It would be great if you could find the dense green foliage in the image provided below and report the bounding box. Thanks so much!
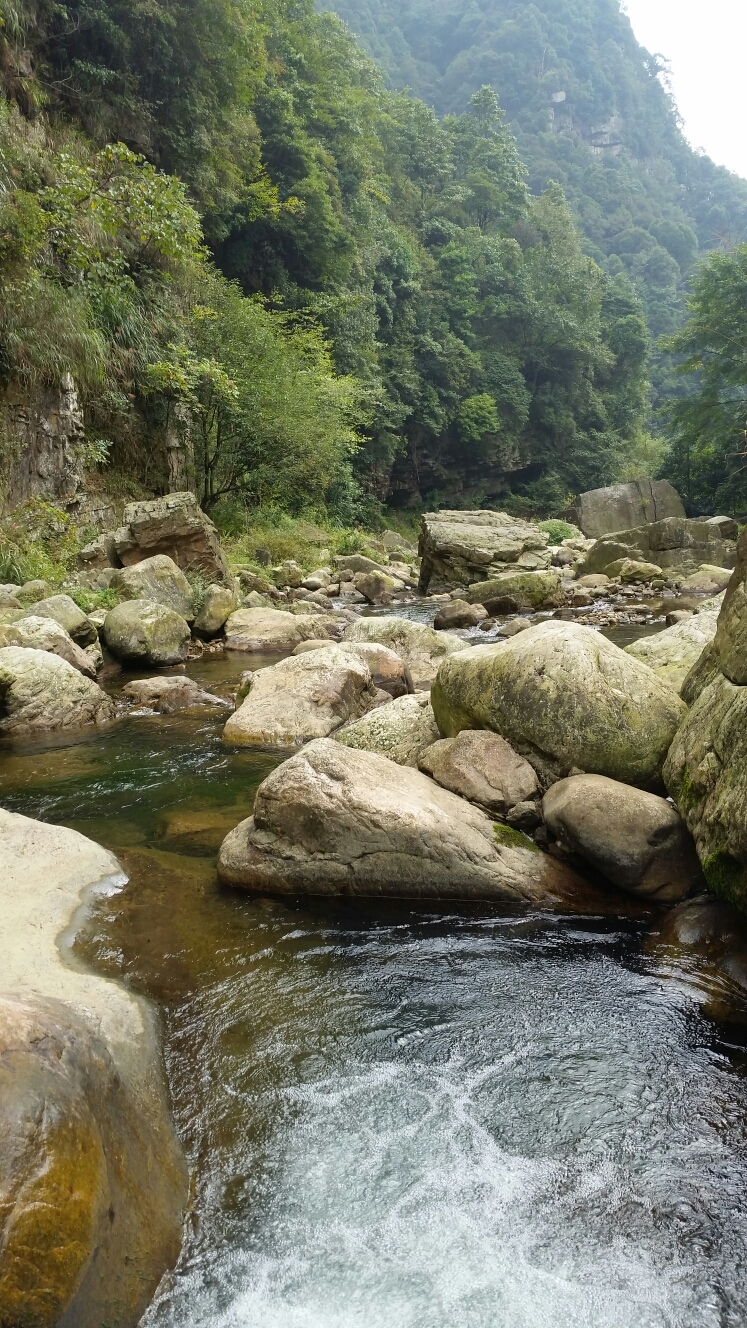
[326,0,747,418]
[661,247,747,514]
[1,0,653,516]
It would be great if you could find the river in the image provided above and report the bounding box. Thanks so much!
[2,616,747,1327]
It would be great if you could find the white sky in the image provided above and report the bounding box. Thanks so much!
[622,0,747,180]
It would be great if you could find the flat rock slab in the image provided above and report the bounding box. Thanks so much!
[419,730,539,814]
[431,620,686,791]
[217,738,618,910]
[0,646,115,733]
[334,692,440,766]
[223,645,375,747]
[543,774,703,902]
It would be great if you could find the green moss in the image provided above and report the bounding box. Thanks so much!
[702,851,747,910]
[674,766,699,818]
[493,822,540,852]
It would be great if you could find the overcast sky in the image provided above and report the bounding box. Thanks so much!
[622,0,747,180]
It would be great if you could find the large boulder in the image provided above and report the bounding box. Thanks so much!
[110,554,194,620]
[419,730,539,814]
[222,645,376,747]
[624,606,720,695]
[431,620,686,791]
[433,599,488,630]
[708,526,747,686]
[216,738,609,909]
[465,568,563,611]
[418,510,550,591]
[561,479,685,540]
[112,491,231,581]
[342,615,467,685]
[103,599,191,666]
[1,615,97,678]
[578,516,737,577]
[23,593,97,647]
[542,774,703,903]
[0,647,115,733]
[193,583,237,636]
[0,810,187,1327]
[334,692,440,767]
[224,607,344,652]
[679,564,734,594]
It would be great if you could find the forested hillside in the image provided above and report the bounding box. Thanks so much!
[0,0,657,519]
[326,0,747,413]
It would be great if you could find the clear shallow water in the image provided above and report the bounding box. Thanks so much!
[2,647,747,1327]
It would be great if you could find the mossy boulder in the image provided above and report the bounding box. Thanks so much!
[334,692,440,767]
[110,554,194,621]
[465,568,563,610]
[24,593,98,647]
[431,620,686,791]
[103,599,191,665]
[193,583,237,636]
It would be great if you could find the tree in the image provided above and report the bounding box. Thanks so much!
[661,246,747,513]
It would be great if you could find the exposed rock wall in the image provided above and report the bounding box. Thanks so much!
[0,376,84,515]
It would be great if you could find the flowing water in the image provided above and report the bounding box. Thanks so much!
[3,631,747,1327]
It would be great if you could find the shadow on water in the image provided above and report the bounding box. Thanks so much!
[2,650,747,1327]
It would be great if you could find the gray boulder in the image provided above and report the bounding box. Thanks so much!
[342,615,467,685]
[111,553,194,620]
[334,692,440,766]
[103,599,191,665]
[217,738,605,908]
[339,642,413,697]
[543,774,703,902]
[1,615,97,678]
[113,490,231,582]
[431,620,686,791]
[0,647,115,732]
[24,593,98,646]
[419,730,539,814]
[465,568,563,611]
[418,509,550,591]
[224,607,344,652]
[193,583,237,636]
[561,479,685,540]
[624,607,720,694]
[222,645,376,747]
[121,676,230,712]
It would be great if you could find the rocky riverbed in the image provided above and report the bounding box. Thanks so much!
[3,495,747,1326]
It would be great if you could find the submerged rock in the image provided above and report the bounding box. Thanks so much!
[103,599,191,666]
[0,646,115,733]
[431,620,686,791]
[542,774,703,903]
[224,606,343,652]
[419,730,539,815]
[223,645,375,746]
[334,692,440,766]
[624,607,720,694]
[342,615,467,685]
[217,738,606,908]
[111,553,194,621]
[0,810,187,1327]
[651,894,747,1021]
[121,676,230,713]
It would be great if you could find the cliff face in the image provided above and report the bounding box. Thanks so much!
[1,375,85,516]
